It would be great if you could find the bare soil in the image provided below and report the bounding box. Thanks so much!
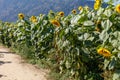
[0,46,48,80]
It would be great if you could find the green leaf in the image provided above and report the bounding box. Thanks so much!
[113,70,120,80]
[103,59,110,70]
[113,31,120,40]
[97,7,104,16]
[103,9,112,17]
[111,40,119,47]
[84,33,90,40]
[108,58,116,70]
[71,15,80,25]
[99,30,109,42]
[65,61,71,69]
[101,19,112,31]
[83,20,94,26]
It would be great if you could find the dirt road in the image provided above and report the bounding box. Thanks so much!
[0,46,48,80]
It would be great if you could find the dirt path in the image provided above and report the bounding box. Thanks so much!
[0,46,48,80]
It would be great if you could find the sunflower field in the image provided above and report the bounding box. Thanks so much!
[0,0,120,80]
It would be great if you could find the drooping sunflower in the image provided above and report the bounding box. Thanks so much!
[72,9,77,14]
[85,6,89,11]
[97,48,111,57]
[115,4,120,13]
[78,6,83,11]
[58,11,64,17]
[30,16,38,23]
[95,27,101,32]
[18,13,24,20]
[50,19,60,27]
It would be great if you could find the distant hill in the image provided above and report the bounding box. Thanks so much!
[0,0,107,22]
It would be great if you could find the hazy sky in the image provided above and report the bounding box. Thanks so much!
[90,0,120,4]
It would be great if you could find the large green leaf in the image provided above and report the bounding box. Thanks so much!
[113,70,120,80]
[99,30,109,42]
[83,20,94,26]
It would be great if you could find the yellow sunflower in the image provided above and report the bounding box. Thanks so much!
[78,6,83,11]
[50,19,60,27]
[115,4,120,13]
[94,0,101,10]
[30,16,38,23]
[18,13,24,20]
[94,3,100,10]
[95,0,102,3]
[58,11,64,17]
[72,9,77,14]
[96,1,101,6]
[97,48,111,57]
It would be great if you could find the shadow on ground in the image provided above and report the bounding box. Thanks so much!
[0,51,15,54]
[0,61,12,65]
[0,74,3,78]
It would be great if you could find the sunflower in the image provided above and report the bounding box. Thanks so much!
[94,3,100,10]
[95,27,101,32]
[94,0,101,10]
[97,48,111,57]
[96,1,101,6]
[30,16,38,23]
[95,0,102,3]
[85,6,89,11]
[18,13,24,20]
[50,19,60,27]
[115,4,120,13]
[78,6,83,11]
[72,9,77,14]
[58,11,64,17]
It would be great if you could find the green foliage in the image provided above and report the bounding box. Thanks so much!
[0,2,120,80]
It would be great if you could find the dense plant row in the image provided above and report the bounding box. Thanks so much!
[0,0,120,80]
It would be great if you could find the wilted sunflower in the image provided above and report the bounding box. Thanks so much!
[18,13,24,20]
[95,27,101,32]
[58,11,64,17]
[50,19,60,27]
[115,4,120,13]
[72,9,77,14]
[97,48,111,57]
[30,16,38,23]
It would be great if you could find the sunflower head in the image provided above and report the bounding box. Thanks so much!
[18,13,24,20]
[97,48,111,57]
[94,0,101,10]
[85,6,89,11]
[50,19,60,27]
[115,4,120,13]
[58,11,64,17]
[30,16,38,23]
[95,27,101,32]
[95,0,102,3]
[94,3,100,10]
[72,9,77,14]
[78,6,83,11]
